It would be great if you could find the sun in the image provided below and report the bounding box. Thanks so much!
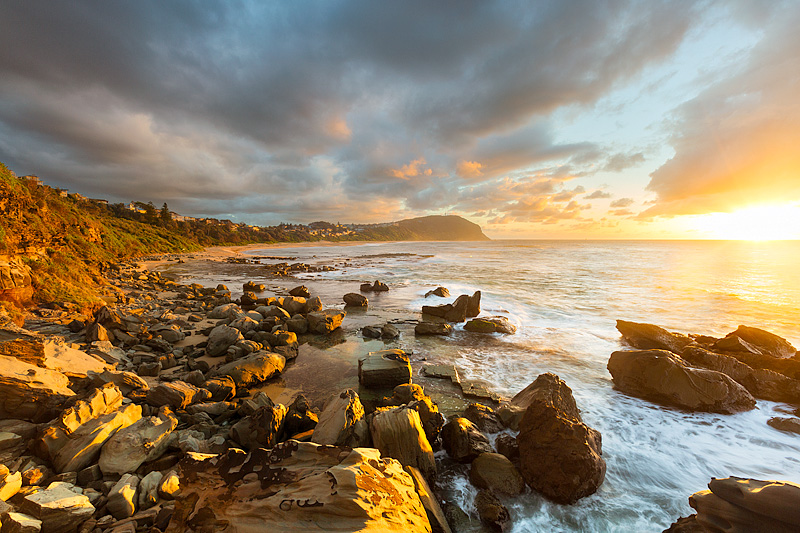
[692,204,800,241]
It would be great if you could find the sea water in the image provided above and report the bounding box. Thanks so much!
[206,240,800,531]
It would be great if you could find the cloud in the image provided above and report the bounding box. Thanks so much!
[585,190,612,199]
[457,160,484,179]
[610,197,634,208]
[389,158,432,180]
[643,5,800,217]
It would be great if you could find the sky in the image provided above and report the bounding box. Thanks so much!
[1,1,799,239]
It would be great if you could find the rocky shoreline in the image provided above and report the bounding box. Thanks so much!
[0,250,798,532]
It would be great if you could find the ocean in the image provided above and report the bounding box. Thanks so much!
[167,239,800,532]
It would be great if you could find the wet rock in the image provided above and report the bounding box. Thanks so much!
[469,452,525,496]
[724,326,797,359]
[167,442,431,533]
[230,400,287,450]
[381,324,400,339]
[107,474,138,520]
[424,287,450,298]
[689,477,800,533]
[362,326,382,339]
[206,325,243,357]
[714,335,762,354]
[516,373,605,504]
[464,404,504,433]
[358,350,412,389]
[99,410,178,474]
[20,481,94,533]
[343,293,368,307]
[494,434,519,465]
[767,417,800,434]
[421,364,460,384]
[146,381,210,410]
[305,296,323,313]
[414,322,453,336]
[616,320,693,354]
[441,417,492,463]
[608,350,756,413]
[681,346,800,404]
[243,281,265,292]
[285,316,308,334]
[0,356,75,422]
[281,297,307,316]
[466,291,481,318]
[210,351,285,388]
[261,305,290,321]
[370,407,436,478]
[474,489,509,531]
[662,515,705,532]
[444,295,470,323]
[37,384,143,473]
[421,304,451,319]
[289,285,309,297]
[464,317,516,335]
[406,466,452,533]
[311,389,369,447]
[306,309,346,334]
[360,280,389,292]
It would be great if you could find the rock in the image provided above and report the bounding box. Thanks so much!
[616,320,693,354]
[211,351,285,388]
[158,471,180,500]
[608,350,757,413]
[306,309,345,334]
[381,324,400,339]
[137,471,162,510]
[20,482,94,533]
[466,291,481,318]
[767,417,800,434]
[85,322,111,343]
[285,317,308,335]
[464,404,504,433]
[464,317,516,335]
[421,304,451,319]
[469,452,525,496]
[282,395,318,439]
[311,389,369,447]
[474,490,509,531]
[242,281,265,292]
[167,442,431,533]
[98,411,178,474]
[0,511,42,532]
[0,431,22,452]
[203,376,236,402]
[206,325,244,357]
[362,326,382,339]
[305,296,323,313]
[240,292,258,306]
[146,381,210,410]
[662,515,706,532]
[424,287,450,298]
[681,346,800,404]
[261,306,290,321]
[0,470,21,501]
[358,350,412,389]
[0,356,75,422]
[444,295,469,323]
[360,280,389,292]
[288,285,309,297]
[370,407,436,478]
[725,326,797,359]
[405,466,451,533]
[281,297,307,316]
[229,317,260,335]
[0,338,109,379]
[87,370,149,395]
[230,400,287,450]
[714,335,762,354]
[36,384,143,473]
[150,324,185,344]
[441,417,492,463]
[516,373,605,504]
[343,293,368,307]
[421,364,460,384]
[494,434,519,465]
[689,477,800,533]
[414,322,452,336]
[107,474,138,520]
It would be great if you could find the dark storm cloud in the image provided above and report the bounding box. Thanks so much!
[0,1,696,223]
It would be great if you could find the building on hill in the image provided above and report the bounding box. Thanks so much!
[20,175,42,186]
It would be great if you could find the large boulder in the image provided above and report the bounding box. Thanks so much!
[107,474,138,519]
[36,384,143,473]
[608,350,757,413]
[358,350,412,389]
[689,477,800,533]
[466,291,481,318]
[210,351,285,388]
[474,489,509,531]
[464,317,516,335]
[206,325,244,357]
[146,381,210,410]
[98,410,178,474]
[20,481,94,533]
[343,293,368,307]
[307,309,346,334]
[414,322,452,336]
[230,400,287,450]
[616,320,693,354]
[516,373,606,504]
[469,452,525,496]
[87,369,149,396]
[0,355,75,422]
[370,407,436,479]
[441,417,492,463]
[444,295,469,323]
[166,442,431,533]
[311,389,369,447]
[282,395,318,440]
[0,337,109,379]
[724,326,797,359]
[681,346,800,404]
[424,287,450,298]
[281,297,307,316]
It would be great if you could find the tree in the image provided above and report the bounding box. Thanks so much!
[160,203,172,227]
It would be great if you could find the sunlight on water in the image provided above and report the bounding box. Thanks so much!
[245,240,800,531]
